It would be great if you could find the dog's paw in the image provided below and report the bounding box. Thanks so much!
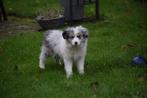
[39,65,45,69]
[66,72,73,79]
[79,70,84,75]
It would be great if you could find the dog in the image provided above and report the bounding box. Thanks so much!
[39,26,89,78]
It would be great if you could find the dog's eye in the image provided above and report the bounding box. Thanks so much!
[77,35,81,39]
[83,35,88,38]
[70,36,74,39]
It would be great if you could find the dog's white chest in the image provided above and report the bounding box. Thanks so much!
[70,47,84,60]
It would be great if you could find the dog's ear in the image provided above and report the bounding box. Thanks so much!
[78,26,89,38]
[62,31,68,39]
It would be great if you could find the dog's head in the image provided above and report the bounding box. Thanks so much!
[62,26,88,46]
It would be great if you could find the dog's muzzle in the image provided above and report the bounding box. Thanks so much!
[75,42,78,45]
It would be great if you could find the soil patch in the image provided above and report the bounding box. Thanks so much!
[0,16,41,37]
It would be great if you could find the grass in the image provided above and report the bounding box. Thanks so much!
[0,0,147,98]
[3,0,62,18]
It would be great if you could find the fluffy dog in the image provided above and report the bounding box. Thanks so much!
[39,26,89,78]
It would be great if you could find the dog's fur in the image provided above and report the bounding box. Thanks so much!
[39,26,89,78]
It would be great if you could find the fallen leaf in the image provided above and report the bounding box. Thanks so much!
[138,77,144,82]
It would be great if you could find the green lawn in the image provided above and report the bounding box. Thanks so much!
[0,0,147,98]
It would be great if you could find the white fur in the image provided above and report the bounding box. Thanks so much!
[39,26,88,78]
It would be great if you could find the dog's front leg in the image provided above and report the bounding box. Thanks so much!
[77,57,85,75]
[63,58,73,78]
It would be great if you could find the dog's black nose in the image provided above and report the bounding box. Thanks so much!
[75,42,78,45]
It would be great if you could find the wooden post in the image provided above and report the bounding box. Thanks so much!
[77,0,79,5]
[69,0,73,24]
[0,11,2,21]
[0,0,8,21]
[89,0,92,3]
[95,0,100,20]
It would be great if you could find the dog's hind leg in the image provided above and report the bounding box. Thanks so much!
[39,46,48,69]
[54,55,62,65]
